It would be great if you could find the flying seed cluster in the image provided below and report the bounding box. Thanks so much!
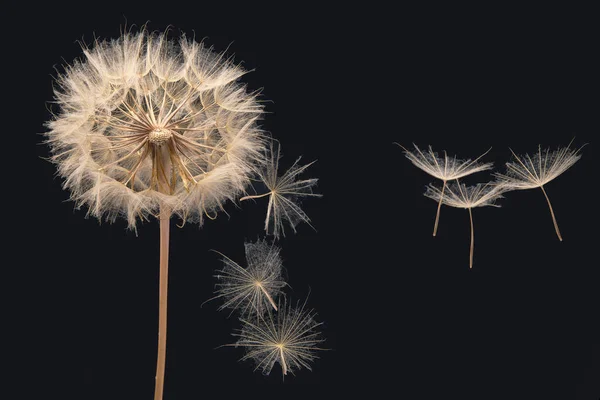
[397,141,584,268]
[210,239,325,377]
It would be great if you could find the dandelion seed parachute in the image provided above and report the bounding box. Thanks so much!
[234,298,325,376]
[240,141,321,239]
[493,141,585,241]
[211,239,286,315]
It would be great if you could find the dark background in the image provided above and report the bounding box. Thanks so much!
[17,3,598,399]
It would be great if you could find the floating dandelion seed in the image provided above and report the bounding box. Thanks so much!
[231,298,325,377]
[43,29,268,400]
[208,239,286,315]
[240,141,321,239]
[425,182,505,268]
[494,140,585,241]
[395,143,493,236]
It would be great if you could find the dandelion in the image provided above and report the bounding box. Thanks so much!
[494,140,585,241]
[43,29,266,400]
[208,239,286,315]
[395,143,493,236]
[240,141,321,239]
[231,298,325,377]
[45,30,265,228]
[425,182,505,268]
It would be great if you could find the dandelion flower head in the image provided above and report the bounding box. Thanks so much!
[45,29,265,228]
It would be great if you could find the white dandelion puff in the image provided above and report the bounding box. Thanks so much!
[44,30,266,229]
[425,182,506,269]
[230,298,325,377]
[208,239,286,315]
[240,141,321,239]
[395,143,493,236]
[493,140,585,241]
[43,28,270,400]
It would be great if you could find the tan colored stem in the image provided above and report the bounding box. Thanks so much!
[279,347,288,375]
[468,207,474,269]
[154,146,172,400]
[433,180,446,236]
[540,185,563,241]
[258,284,278,311]
[239,192,272,201]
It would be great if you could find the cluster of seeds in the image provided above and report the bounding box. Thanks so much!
[397,140,584,268]
[210,239,326,377]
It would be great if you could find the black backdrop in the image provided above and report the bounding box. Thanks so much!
[20,4,598,399]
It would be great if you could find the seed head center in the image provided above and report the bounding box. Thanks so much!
[148,128,172,145]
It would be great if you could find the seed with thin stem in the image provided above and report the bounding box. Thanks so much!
[206,239,286,316]
[240,141,321,239]
[230,298,326,377]
[494,140,585,241]
[425,181,505,269]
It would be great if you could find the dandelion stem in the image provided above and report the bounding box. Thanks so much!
[154,148,172,400]
[540,185,563,241]
[433,180,446,236]
[153,205,170,400]
[468,207,474,269]
[239,192,272,201]
[153,206,170,400]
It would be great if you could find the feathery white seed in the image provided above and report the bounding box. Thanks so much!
[241,141,321,239]
[233,298,325,376]
[210,239,286,316]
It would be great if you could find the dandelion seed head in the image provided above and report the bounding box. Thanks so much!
[44,29,266,229]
